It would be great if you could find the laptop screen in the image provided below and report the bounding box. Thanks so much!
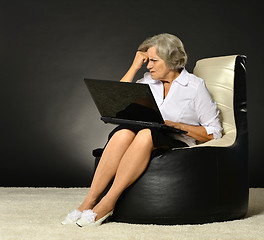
[84,79,164,124]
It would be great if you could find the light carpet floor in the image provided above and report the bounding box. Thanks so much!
[0,188,263,240]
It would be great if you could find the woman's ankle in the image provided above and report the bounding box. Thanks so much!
[78,198,97,212]
[92,196,115,220]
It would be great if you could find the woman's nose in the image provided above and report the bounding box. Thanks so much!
[147,61,152,69]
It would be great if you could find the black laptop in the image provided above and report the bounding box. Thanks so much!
[84,79,187,134]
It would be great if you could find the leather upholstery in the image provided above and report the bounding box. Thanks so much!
[93,55,248,224]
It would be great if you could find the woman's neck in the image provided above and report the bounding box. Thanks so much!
[161,69,182,99]
[160,69,182,83]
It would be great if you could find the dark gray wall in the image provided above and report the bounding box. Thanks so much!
[1,0,263,187]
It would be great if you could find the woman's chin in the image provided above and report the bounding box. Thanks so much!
[150,73,158,79]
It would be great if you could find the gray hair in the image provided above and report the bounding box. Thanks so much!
[138,33,187,70]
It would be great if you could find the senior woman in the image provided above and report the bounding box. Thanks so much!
[61,33,222,227]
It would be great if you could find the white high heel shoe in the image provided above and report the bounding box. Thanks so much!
[61,209,82,225]
[76,209,114,227]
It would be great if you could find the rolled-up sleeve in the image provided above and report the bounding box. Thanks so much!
[202,115,223,139]
[195,81,223,139]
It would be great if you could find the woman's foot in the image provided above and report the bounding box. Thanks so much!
[62,195,98,225]
[61,209,82,225]
[76,209,114,227]
[76,197,115,227]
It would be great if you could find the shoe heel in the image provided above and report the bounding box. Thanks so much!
[94,210,114,227]
[103,214,112,224]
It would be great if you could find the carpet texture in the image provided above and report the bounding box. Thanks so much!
[0,188,263,240]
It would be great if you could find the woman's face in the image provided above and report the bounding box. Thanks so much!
[146,47,171,81]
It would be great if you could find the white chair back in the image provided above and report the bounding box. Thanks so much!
[193,55,238,147]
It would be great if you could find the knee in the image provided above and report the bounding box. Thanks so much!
[135,129,153,147]
[112,129,136,143]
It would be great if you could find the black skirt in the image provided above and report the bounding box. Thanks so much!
[92,124,188,159]
[107,124,188,148]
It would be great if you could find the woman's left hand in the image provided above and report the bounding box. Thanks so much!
[164,120,214,142]
[164,120,181,130]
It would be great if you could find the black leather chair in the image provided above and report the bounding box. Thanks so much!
[93,55,248,225]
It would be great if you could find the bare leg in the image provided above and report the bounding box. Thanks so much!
[78,129,136,212]
[92,128,154,220]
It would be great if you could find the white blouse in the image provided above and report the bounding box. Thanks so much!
[136,69,222,146]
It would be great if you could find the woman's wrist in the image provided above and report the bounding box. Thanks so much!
[120,66,138,82]
[174,122,183,130]
[129,64,140,73]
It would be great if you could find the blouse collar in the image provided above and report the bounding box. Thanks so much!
[144,68,189,86]
[174,68,189,86]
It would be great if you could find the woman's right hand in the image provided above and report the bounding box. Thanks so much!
[120,51,148,82]
[131,51,148,71]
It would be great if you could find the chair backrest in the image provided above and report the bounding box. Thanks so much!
[193,55,238,147]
